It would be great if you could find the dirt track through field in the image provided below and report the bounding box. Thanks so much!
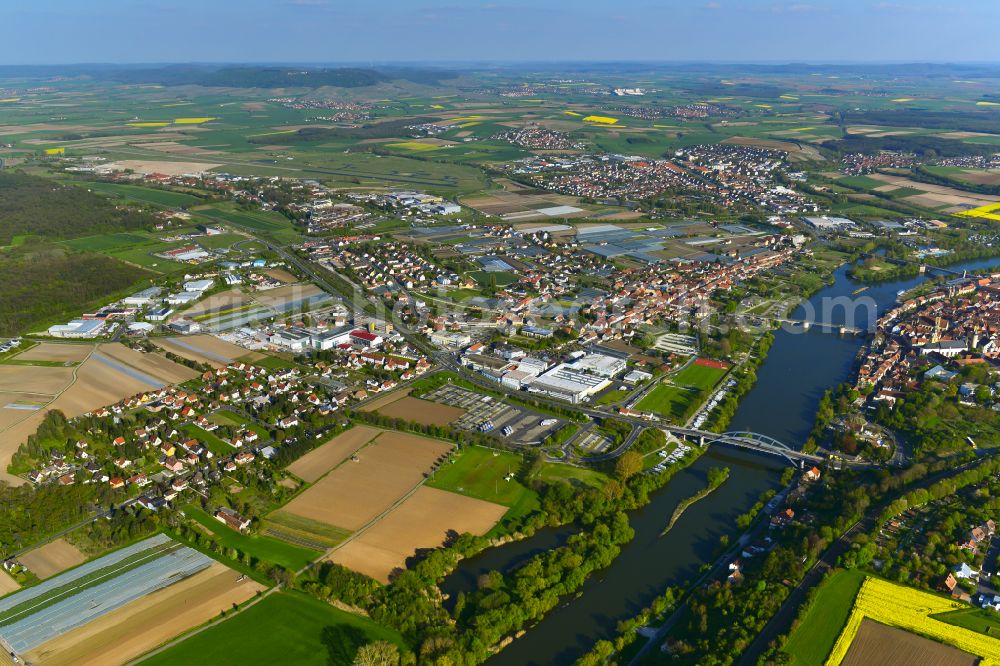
[285,425,382,483]
[330,486,506,583]
[153,335,259,367]
[22,562,264,666]
[0,342,195,486]
[283,432,452,531]
[96,343,198,386]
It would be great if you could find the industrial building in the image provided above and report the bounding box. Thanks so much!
[47,319,106,338]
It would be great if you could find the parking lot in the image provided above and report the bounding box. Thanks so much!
[424,385,565,445]
[575,430,613,454]
[653,333,698,356]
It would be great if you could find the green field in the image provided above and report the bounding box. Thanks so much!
[60,232,158,252]
[530,461,608,489]
[139,591,407,666]
[196,232,245,250]
[782,568,867,665]
[74,181,205,208]
[836,175,885,190]
[59,230,194,274]
[636,362,727,421]
[595,389,630,406]
[468,270,519,288]
[192,203,302,244]
[427,446,538,521]
[264,511,352,550]
[932,606,1000,637]
[636,384,697,420]
[673,362,728,390]
[181,423,235,458]
[184,505,320,570]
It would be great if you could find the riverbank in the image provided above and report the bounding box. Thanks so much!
[481,449,784,666]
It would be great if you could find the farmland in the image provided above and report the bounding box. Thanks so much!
[71,181,205,208]
[183,505,320,570]
[280,430,452,531]
[18,538,86,579]
[138,590,407,666]
[152,334,259,366]
[781,568,868,665]
[0,344,198,482]
[826,577,1000,665]
[0,534,264,665]
[278,430,514,581]
[330,486,507,582]
[13,343,91,364]
[285,425,382,483]
[263,511,351,551]
[841,618,976,666]
[374,395,466,426]
[26,562,262,666]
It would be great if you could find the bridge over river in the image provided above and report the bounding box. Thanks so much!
[661,425,874,469]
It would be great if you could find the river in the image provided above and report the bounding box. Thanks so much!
[730,256,1000,443]
[445,255,1000,666]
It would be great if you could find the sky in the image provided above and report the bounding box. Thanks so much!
[4,0,999,65]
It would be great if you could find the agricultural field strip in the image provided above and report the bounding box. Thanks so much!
[159,338,232,364]
[91,352,166,389]
[826,577,1000,665]
[0,533,171,612]
[1,549,214,654]
[0,539,183,626]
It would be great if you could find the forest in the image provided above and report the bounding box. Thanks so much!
[0,244,151,335]
[86,64,458,88]
[250,117,441,145]
[823,134,993,158]
[0,172,158,245]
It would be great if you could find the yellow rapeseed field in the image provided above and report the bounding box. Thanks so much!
[583,115,618,124]
[977,101,1000,106]
[955,202,1000,222]
[173,117,216,124]
[826,577,1000,665]
[564,111,582,116]
[127,122,170,127]
[44,148,65,155]
[892,98,915,102]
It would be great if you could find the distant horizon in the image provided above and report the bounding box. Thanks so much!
[5,60,1000,69]
[5,1,999,65]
